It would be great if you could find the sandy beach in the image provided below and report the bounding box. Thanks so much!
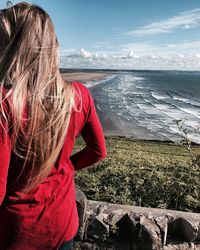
[61,72,109,82]
[61,71,123,136]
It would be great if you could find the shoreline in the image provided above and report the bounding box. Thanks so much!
[61,71,200,146]
[61,71,127,136]
[61,71,124,134]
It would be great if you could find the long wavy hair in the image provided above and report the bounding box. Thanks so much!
[0,2,74,194]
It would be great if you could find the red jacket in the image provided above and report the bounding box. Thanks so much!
[0,82,106,249]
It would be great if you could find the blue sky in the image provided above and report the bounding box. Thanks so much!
[1,0,200,70]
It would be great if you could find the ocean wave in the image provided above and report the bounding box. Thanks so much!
[133,76,145,81]
[173,96,200,108]
[178,107,200,119]
[86,74,118,88]
[151,92,170,100]
[90,71,200,143]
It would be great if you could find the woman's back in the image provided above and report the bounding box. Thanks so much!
[0,81,106,249]
[0,3,106,249]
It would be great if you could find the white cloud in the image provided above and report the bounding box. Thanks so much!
[61,48,92,59]
[121,40,200,56]
[60,45,200,71]
[79,48,92,58]
[126,8,200,36]
[127,50,140,59]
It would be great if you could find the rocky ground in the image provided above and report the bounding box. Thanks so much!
[73,188,200,250]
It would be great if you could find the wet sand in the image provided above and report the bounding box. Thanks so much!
[95,107,125,136]
[62,71,123,136]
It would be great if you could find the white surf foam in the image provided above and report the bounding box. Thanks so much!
[86,75,118,88]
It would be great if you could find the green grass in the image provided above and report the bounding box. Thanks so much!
[74,136,200,212]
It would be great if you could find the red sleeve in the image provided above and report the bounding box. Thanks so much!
[70,88,106,171]
[0,113,11,205]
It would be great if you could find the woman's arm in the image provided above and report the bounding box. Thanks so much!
[70,91,106,171]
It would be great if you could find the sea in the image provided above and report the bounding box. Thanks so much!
[87,70,200,144]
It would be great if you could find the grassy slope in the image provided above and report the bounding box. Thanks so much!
[74,136,200,212]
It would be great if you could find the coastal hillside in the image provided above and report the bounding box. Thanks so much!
[74,136,200,213]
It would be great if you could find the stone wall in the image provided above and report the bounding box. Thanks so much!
[74,188,200,250]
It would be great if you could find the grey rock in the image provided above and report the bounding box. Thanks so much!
[154,216,168,246]
[72,242,100,250]
[136,215,162,250]
[84,242,100,250]
[103,209,127,226]
[72,241,81,250]
[87,213,110,241]
[115,213,163,249]
[73,191,200,250]
[169,218,200,242]
[76,186,88,240]
[116,213,137,244]
[164,242,200,250]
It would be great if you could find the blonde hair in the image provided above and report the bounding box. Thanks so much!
[0,2,74,193]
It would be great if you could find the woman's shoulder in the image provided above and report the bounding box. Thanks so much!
[71,81,89,94]
[70,81,93,108]
[68,82,94,130]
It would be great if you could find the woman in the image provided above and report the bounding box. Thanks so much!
[0,2,106,249]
